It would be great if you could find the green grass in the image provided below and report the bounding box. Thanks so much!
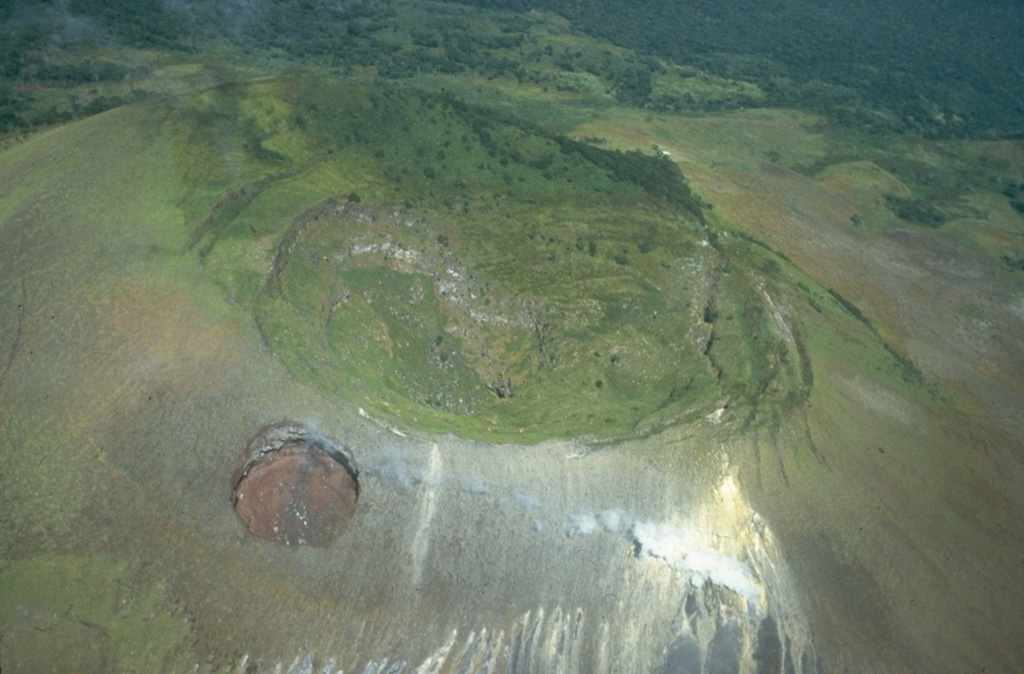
[255,192,720,442]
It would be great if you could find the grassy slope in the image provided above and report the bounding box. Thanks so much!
[0,103,206,672]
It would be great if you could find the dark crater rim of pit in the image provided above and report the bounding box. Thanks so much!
[230,420,360,547]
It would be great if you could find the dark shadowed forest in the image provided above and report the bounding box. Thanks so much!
[2,0,1022,138]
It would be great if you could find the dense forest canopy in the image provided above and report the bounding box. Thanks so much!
[448,0,1024,138]
[1,0,1022,138]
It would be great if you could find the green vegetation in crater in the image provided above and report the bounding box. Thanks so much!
[160,75,816,442]
[258,197,719,442]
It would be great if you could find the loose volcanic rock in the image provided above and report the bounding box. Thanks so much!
[231,421,359,547]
